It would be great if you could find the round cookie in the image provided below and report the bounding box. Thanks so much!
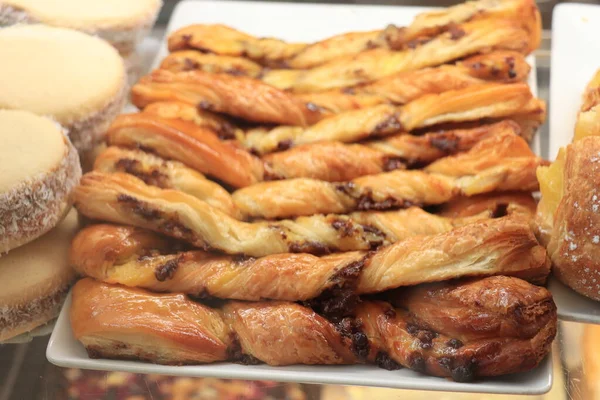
[0,25,127,153]
[0,0,162,54]
[0,110,81,254]
[0,209,79,342]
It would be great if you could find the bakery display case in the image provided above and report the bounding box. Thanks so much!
[1,0,600,399]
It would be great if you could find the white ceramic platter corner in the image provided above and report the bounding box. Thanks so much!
[48,0,549,393]
[549,3,600,324]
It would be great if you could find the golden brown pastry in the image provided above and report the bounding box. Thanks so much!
[74,169,502,255]
[70,216,550,304]
[71,277,555,381]
[233,133,545,219]
[131,69,328,126]
[238,83,544,155]
[143,101,240,140]
[167,0,539,69]
[264,121,519,181]
[261,17,538,92]
[438,192,537,219]
[106,113,265,188]
[539,137,600,301]
[161,51,530,114]
[93,146,240,218]
[574,69,600,141]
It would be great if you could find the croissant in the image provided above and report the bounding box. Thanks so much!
[105,113,265,188]
[160,51,530,114]
[93,146,240,218]
[233,133,546,219]
[239,84,544,155]
[131,69,328,126]
[70,215,549,307]
[167,0,539,69]
[71,277,555,381]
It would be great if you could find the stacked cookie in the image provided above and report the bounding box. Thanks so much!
[0,110,81,342]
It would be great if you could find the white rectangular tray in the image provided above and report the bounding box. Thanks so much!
[548,3,600,324]
[48,0,549,393]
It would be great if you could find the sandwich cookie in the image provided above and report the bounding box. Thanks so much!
[0,0,163,54]
[0,110,81,254]
[0,25,127,153]
[0,210,79,342]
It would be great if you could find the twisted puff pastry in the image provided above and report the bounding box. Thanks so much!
[574,69,600,141]
[71,277,555,381]
[70,216,549,305]
[74,170,498,256]
[131,69,328,126]
[239,83,544,155]
[260,18,538,92]
[160,51,530,114]
[167,0,539,69]
[233,133,546,219]
[438,192,537,219]
[105,113,265,188]
[93,147,240,218]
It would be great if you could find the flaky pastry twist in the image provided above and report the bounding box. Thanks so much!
[71,277,555,381]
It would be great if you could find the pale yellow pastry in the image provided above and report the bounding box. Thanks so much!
[0,0,163,54]
[0,110,81,254]
[0,209,79,342]
[0,24,127,153]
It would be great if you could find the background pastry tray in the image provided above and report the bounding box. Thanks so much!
[548,3,600,325]
[47,0,550,393]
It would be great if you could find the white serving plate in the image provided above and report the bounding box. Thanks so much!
[548,3,600,324]
[48,0,549,393]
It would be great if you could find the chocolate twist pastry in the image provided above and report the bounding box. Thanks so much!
[105,113,265,188]
[167,0,539,69]
[71,277,555,381]
[259,18,537,92]
[239,83,544,155]
[93,147,240,218]
[233,132,546,219]
[131,69,328,126]
[70,216,550,304]
[74,170,501,256]
[160,51,530,113]
[109,108,520,183]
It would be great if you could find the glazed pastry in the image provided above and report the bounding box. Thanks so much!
[93,147,240,218]
[233,133,545,219]
[161,51,530,113]
[132,69,328,126]
[574,69,600,141]
[70,277,555,381]
[0,210,79,342]
[438,192,537,219]
[539,137,600,301]
[0,110,81,254]
[70,215,549,304]
[261,17,538,92]
[167,0,539,69]
[142,101,241,140]
[0,0,162,54]
[263,121,519,181]
[106,114,265,188]
[238,84,544,155]
[0,25,126,153]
